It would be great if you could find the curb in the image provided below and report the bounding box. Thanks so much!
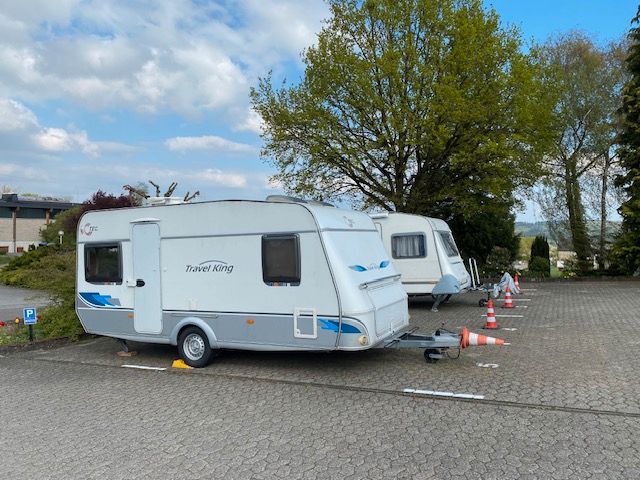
[0,334,95,355]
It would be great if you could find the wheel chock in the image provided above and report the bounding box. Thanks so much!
[172,359,193,369]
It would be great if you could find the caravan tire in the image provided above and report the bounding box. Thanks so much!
[178,326,213,368]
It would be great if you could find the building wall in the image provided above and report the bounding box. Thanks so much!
[0,217,49,253]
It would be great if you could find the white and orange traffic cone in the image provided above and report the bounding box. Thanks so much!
[514,273,520,292]
[459,327,505,349]
[502,287,514,308]
[483,298,498,329]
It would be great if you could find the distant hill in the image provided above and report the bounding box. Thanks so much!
[515,222,551,238]
[516,221,621,250]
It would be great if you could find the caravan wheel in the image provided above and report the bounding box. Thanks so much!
[178,326,213,368]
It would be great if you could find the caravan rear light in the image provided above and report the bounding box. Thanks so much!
[358,335,368,346]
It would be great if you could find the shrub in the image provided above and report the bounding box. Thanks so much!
[528,256,550,277]
[529,236,550,273]
[481,246,513,278]
[0,247,82,340]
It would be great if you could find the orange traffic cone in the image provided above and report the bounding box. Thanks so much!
[502,287,514,308]
[460,327,505,349]
[514,273,520,291]
[483,298,498,329]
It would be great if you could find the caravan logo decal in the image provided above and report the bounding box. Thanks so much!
[349,260,390,272]
[80,223,98,236]
[186,260,234,274]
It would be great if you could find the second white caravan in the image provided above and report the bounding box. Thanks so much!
[370,212,471,310]
[76,199,410,366]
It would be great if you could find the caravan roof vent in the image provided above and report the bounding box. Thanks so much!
[265,195,335,207]
[369,212,391,219]
[144,196,186,206]
[266,195,308,204]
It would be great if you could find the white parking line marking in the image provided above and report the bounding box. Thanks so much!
[501,328,518,331]
[482,314,524,318]
[121,365,167,371]
[403,388,485,400]
[476,363,499,368]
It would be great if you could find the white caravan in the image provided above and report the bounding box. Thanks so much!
[75,199,410,366]
[370,212,471,310]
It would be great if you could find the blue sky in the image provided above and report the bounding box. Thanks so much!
[0,0,636,220]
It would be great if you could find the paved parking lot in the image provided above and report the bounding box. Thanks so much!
[0,286,48,323]
[1,280,640,479]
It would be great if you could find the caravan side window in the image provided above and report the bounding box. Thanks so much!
[262,234,301,286]
[391,233,426,259]
[85,244,122,284]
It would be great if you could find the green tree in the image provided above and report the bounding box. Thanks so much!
[40,207,82,246]
[446,196,519,265]
[613,9,640,275]
[251,0,554,230]
[540,33,625,273]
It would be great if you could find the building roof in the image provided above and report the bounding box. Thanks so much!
[0,193,78,210]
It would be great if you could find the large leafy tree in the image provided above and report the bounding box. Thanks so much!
[539,33,625,273]
[613,9,640,274]
[252,0,554,261]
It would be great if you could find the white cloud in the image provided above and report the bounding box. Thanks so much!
[0,97,136,157]
[165,135,255,153]
[192,169,248,188]
[33,128,99,156]
[0,164,19,175]
[0,162,48,182]
[0,98,38,131]
[234,108,264,134]
[0,1,329,119]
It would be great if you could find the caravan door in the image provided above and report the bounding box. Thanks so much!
[131,222,163,334]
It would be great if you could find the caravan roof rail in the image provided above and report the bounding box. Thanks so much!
[265,195,334,207]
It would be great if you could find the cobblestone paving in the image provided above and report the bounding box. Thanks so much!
[1,357,639,479]
[16,281,640,414]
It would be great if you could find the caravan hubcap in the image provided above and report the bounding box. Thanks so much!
[184,333,205,360]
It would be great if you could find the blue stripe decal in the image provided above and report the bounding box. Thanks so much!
[79,292,115,307]
[318,319,361,334]
[349,260,390,272]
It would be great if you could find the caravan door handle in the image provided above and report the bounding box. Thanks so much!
[136,279,146,287]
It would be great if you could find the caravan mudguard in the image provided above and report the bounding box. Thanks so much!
[432,274,461,295]
[169,317,219,348]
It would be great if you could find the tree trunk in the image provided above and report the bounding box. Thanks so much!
[597,156,611,270]
[565,162,592,272]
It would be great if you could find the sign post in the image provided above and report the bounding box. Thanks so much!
[23,307,37,342]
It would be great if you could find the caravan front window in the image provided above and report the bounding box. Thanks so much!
[391,233,426,259]
[262,234,301,286]
[85,244,122,284]
[438,231,460,257]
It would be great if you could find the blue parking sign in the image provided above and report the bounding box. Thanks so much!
[23,307,37,325]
